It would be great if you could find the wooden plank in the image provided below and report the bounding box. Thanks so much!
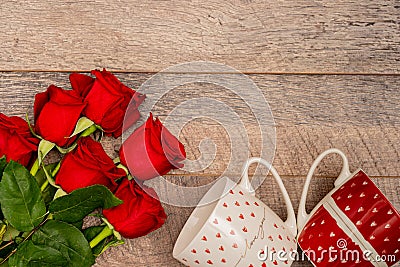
[93,176,400,267]
[0,72,399,176]
[0,1,399,73]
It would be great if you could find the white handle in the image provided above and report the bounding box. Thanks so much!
[297,148,351,231]
[240,157,297,236]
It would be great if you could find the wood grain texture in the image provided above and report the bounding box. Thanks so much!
[93,176,400,267]
[1,72,399,177]
[0,1,399,73]
[1,71,399,266]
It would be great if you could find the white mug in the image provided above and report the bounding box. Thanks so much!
[173,158,297,267]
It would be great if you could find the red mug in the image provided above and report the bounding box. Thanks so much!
[297,148,400,267]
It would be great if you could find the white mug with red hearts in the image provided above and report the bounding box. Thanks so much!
[173,157,297,267]
[297,148,400,267]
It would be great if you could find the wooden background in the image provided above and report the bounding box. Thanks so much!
[0,1,399,266]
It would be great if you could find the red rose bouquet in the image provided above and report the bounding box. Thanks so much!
[0,69,185,267]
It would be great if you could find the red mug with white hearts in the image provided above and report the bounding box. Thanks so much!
[173,158,297,267]
[297,148,400,267]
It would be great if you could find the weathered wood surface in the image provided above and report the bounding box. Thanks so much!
[1,1,399,264]
[1,1,399,73]
[2,71,399,266]
[1,72,399,177]
[93,176,400,267]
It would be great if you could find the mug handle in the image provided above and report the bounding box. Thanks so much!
[297,148,351,231]
[239,157,297,236]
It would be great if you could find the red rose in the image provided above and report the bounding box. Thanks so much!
[120,113,186,181]
[0,113,38,166]
[103,179,167,239]
[69,69,145,137]
[55,136,126,193]
[34,85,86,147]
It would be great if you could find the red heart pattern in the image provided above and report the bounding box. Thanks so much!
[331,171,400,265]
[298,205,376,266]
[183,186,296,267]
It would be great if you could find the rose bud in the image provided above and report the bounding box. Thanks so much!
[103,178,167,239]
[0,113,39,166]
[55,136,126,193]
[69,69,145,138]
[120,113,186,181]
[34,85,86,147]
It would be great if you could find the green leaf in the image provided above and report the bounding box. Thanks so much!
[83,226,124,257]
[35,163,57,205]
[34,163,56,186]
[71,220,83,230]
[83,226,107,255]
[0,157,7,219]
[53,188,67,200]
[0,161,46,232]
[34,163,58,205]
[83,226,104,241]
[37,140,55,166]
[25,112,42,140]
[49,185,122,223]
[2,224,19,242]
[0,241,17,260]
[31,220,95,267]
[8,240,67,267]
[39,163,59,190]
[56,143,77,154]
[69,117,94,137]
[0,157,7,179]
[0,223,6,241]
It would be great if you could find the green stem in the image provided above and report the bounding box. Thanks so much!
[51,161,62,177]
[30,158,40,176]
[0,248,16,264]
[0,240,14,251]
[40,180,49,192]
[89,226,113,248]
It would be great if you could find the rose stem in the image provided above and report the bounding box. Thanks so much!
[40,180,49,192]
[0,240,14,251]
[30,158,40,176]
[51,161,62,177]
[89,226,113,248]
